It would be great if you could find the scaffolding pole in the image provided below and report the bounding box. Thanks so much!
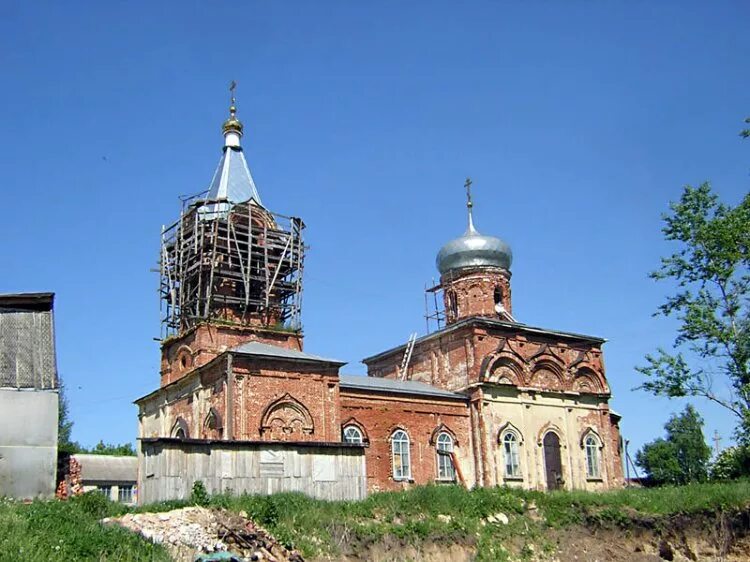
[159,198,306,339]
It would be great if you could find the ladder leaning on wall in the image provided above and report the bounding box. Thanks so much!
[398,333,417,381]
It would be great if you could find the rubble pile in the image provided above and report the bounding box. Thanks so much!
[55,456,83,499]
[216,511,304,562]
[103,506,304,562]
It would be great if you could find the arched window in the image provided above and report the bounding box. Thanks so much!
[435,432,455,481]
[343,425,363,444]
[171,417,189,440]
[494,286,505,313]
[204,408,222,439]
[585,434,601,478]
[391,430,411,481]
[502,431,521,477]
[447,291,458,319]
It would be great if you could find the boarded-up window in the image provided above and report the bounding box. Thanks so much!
[144,448,155,478]
[313,455,336,482]
[259,449,285,477]
[220,451,233,478]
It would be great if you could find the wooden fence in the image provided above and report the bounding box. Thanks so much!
[138,438,366,504]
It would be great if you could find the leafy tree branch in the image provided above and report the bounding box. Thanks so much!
[637,183,750,442]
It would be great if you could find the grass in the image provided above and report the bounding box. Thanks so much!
[192,479,750,558]
[0,493,170,561]
[1,480,748,561]
[538,479,750,526]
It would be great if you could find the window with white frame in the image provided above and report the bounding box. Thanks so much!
[435,432,456,481]
[502,431,521,478]
[118,485,134,503]
[343,425,363,444]
[585,434,601,478]
[97,485,112,500]
[391,430,411,480]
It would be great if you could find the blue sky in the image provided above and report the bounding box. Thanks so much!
[1,1,748,457]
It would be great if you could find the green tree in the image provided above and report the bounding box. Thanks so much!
[710,446,750,480]
[636,183,750,443]
[636,405,712,485]
[58,382,81,454]
[635,439,682,485]
[82,440,136,456]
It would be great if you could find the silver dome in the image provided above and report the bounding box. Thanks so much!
[436,224,512,275]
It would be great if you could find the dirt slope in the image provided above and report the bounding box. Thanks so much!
[314,509,750,562]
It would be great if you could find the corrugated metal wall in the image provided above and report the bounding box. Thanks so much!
[0,309,57,389]
[138,441,367,504]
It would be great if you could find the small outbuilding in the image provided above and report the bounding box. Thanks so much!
[0,293,59,499]
[72,454,138,504]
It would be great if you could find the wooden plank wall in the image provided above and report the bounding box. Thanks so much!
[138,442,367,504]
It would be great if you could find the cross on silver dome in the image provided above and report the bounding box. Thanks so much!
[435,178,512,275]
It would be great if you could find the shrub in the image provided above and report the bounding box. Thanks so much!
[191,480,210,507]
[70,490,114,518]
[711,446,750,480]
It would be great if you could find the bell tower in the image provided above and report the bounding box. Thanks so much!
[158,84,306,385]
[435,178,513,325]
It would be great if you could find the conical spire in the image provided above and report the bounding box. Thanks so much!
[205,82,262,206]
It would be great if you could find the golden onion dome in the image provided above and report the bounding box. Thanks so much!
[222,105,244,136]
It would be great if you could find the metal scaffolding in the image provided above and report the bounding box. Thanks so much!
[424,279,446,333]
[159,197,305,338]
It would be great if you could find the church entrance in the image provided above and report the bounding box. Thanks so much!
[543,432,563,490]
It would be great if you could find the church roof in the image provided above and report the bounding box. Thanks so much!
[231,341,345,366]
[205,146,262,206]
[134,341,345,405]
[204,86,262,207]
[72,454,137,483]
[339,374,465,400]
[362,317,606,364]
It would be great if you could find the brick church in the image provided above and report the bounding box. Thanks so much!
[135,92,624,501]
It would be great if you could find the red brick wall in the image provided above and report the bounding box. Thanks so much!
[607,414,625,485]
[367,324,609,396]
[366,326,475,390]
[160,323,303,386]
[340,389,471,492]
[152,354,343,445]
[165,394,195,436]
[441,268,512,322]
[150,359,228,440]
[231,356,341,442]
[362,321,622,490]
